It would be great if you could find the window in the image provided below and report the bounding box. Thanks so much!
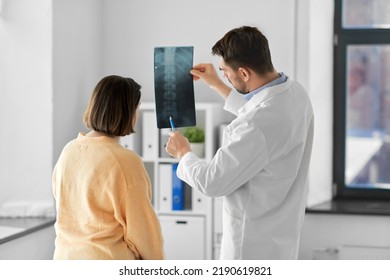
[334,0,390,199]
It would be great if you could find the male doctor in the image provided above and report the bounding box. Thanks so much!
[165,26,314,260]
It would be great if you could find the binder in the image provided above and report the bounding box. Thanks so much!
[192,189,207,214]
[172,163,184,211]
[158,164,172,212]
[159,128,171,158]
[142,111,158,159]
[120,134,134,150]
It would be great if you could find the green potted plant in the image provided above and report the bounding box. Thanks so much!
[183,126,205,158]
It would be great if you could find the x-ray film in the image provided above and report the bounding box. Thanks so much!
[154,46,196,129]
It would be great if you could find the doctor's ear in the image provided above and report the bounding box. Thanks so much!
[238,67,250,81]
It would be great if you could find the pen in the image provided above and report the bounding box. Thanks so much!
[169,116,176,132]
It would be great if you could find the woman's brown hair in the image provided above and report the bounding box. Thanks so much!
[83,75,141,136]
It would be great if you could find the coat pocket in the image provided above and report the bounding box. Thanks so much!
[220,207,243,259]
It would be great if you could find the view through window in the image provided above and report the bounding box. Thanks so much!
[334,0,390,198]
[346,45,390,189]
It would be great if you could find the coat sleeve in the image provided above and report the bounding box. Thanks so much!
[177,117,269,197]
[223,90,247,116]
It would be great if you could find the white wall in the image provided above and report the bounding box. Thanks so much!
[307,0,334,206]
[101,0,296,103]
[53,0,104,163]
[296,0,334,206]
[0,0,105,216]
[0,0,54,216]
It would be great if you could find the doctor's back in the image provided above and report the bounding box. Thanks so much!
[219,80,314,259]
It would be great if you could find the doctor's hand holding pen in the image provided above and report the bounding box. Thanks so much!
[165,131,191,160]
[165,116,192,160]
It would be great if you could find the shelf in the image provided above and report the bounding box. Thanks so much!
[157,211,206,217]
[157,157,178,163]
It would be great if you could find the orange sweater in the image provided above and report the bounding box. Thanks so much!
[52,133,164,259]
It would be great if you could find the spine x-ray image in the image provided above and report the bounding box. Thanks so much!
[154,46,196,129]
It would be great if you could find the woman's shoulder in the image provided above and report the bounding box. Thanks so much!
[111,143,143,163]
[110,144,150,186]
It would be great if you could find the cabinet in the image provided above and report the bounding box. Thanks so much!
[121,102,232,259]
[299,213,390,259]
[159,215,205,260]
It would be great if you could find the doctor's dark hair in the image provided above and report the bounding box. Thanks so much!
[212,26,274,75]
[83,75,141,136]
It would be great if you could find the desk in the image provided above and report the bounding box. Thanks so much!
[0,217,55,245]
[0,217,55,259]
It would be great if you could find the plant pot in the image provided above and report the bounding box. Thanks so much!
[190,142,205,158]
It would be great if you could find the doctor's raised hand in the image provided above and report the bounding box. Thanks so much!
[165,131,191,160]
[191,63,232,100]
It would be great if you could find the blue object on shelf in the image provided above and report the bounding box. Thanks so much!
[172,163,184,210]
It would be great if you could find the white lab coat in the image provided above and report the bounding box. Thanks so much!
[177,78,314,260]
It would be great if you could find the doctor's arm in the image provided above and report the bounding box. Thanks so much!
[167,120,269,197]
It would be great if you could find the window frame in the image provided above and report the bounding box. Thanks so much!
[333,0,390,200]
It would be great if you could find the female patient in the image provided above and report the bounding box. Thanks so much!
[52,75,164,259]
